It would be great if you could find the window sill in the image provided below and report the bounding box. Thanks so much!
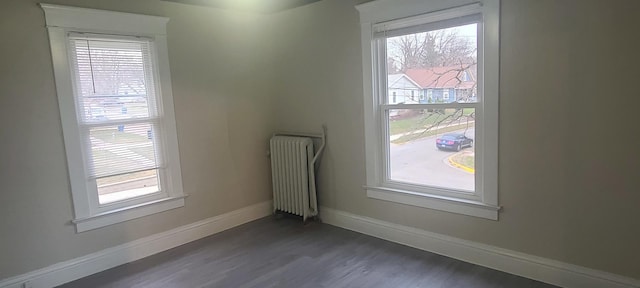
[365,186,500,220]
[72,195,187,232]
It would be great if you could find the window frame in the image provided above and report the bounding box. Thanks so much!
[356,0,500,220]
[41,4,186,232]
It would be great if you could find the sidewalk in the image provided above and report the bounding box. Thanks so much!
[390,121,475,141]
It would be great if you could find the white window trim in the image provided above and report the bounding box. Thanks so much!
[356,0,500,220]
[41,4,186,232]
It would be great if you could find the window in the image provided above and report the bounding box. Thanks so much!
[356,0,500,219]
[42,4,185,232]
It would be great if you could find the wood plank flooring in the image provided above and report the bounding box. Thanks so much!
[59,216,558,288]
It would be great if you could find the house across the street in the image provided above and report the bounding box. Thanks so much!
[405,64,477,103]
[387,73,423,104]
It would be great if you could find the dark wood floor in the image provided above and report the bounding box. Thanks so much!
[59,216,558,288]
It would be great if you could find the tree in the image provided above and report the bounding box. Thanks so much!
[387,58,399,74]
[387,27,477,71]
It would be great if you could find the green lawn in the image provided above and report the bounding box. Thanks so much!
[92,128,149,144]
[389,108,475,136]
[452,152,475,169]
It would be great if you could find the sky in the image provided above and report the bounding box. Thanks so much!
[386,23,478,69]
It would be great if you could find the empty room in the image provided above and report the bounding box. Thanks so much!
[1,0,639,287]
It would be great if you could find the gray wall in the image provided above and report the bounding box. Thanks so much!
[0,0,276,279]
[2,0,640,282]
[270,0,640,280]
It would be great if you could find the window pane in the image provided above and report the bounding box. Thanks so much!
[386,23,478,104]
[97,169,160,204]
[389,108,475,192]
[87,122,160,178]
[70,38,159,122]
[81,97,154,122]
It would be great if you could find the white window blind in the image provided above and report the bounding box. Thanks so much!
[373,13,481,39]
[68,34,164,183]
[371,3,483,38]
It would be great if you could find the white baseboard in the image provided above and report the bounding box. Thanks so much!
[0,201,272,288]
[320,207,640,288]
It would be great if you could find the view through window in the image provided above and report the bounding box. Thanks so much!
[385,23,478,192]
[69,36,164,204]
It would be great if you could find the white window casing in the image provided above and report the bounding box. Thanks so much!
[356,0,500,220]
[41,4,185,232]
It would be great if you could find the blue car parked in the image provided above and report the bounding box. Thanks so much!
[436,133,473,151]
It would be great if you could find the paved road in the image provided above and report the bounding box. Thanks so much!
[98,176,158,194]
[98,177,159,203]
[390,128,475,191]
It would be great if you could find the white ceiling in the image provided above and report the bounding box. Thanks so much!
[162,0,323,13]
